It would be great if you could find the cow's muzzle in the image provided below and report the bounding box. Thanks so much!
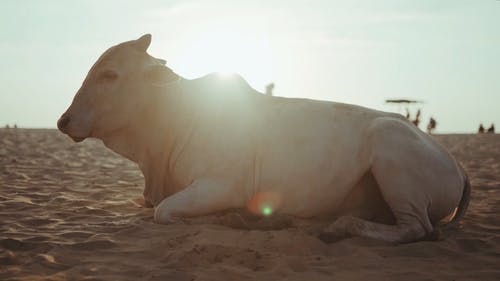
[57,114,86,142]
[57,114,71,132]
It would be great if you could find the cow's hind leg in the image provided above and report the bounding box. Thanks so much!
[321,117,449,243]
[320,215,428,243]
[319,173,432,243]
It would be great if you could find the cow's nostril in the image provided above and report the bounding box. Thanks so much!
[57,115,71,131]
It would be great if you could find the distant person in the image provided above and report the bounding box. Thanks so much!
[265,83,275,96]
[487,124,495,134]
[405,108,410,120]
[478,123,485,133]
[427,117,437,134]
[412,109,421,127]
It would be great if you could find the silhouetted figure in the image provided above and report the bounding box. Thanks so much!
[4,124,9,129]
[405,108,410,120]
[265,83,274,96]
[427,117,437,134]
[478,124,485,133]
[412,109,421,127]
[487,124,495,134]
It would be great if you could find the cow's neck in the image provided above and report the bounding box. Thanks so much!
[101,83,184,164]
[100,79,193,205]
[100,124,150,164]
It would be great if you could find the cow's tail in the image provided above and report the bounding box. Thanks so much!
[442,164,471,229]
[425,164,470,241]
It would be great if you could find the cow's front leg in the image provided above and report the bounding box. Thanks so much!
[132,196,154,208]
[154,179,244,224]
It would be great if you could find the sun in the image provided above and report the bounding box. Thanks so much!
[170,27,276,92]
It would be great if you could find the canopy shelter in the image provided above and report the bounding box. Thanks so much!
[385,99,423,104]
[385,98,424,117]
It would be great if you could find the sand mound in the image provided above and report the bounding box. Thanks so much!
[1,129,499,280]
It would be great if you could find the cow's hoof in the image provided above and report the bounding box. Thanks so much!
[154,208,179,224]
[318,216,356,243]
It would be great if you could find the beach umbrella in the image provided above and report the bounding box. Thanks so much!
[385,98,424,116]
[385,99,423,104]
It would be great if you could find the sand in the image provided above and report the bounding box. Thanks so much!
[0,128,499,281]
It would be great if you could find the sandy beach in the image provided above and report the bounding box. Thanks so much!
[0,128,499,281]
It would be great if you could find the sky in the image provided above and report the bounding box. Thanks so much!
[1,0,499,132]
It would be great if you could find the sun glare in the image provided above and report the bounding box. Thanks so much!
[170,27,276,92]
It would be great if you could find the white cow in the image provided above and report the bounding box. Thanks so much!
[58,35,470,243]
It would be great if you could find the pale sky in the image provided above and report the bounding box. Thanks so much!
[1,0,499,132]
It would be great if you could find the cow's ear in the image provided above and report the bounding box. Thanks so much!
[144,65,177,85]
[133,34,151,52]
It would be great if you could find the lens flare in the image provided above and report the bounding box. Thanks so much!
[261,205,273,216]
[247,191,282,217]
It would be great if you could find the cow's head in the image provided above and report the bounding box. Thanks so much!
[58,34,178,142]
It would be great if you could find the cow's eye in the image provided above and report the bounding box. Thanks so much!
[97,70,118,82]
